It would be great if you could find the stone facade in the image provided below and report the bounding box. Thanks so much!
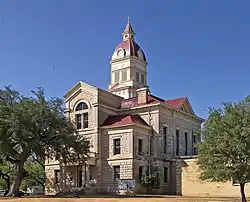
[180,158,250,197]
[44,19,205,196]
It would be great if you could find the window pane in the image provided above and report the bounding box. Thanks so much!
[122,70,127,81]
[163,127,167,154]
[114,138,121,155]
[150,137,153,156]
[138,139,143,155]
[54,170,60,184]
[78,169,82,187]
[114,71,119,83]
[113,166,120,181]
[75,102,88,111]
[136,72,139,82]
[176,130,179,156]
[164,167,168,183]
[152,168,160,188]
[192,132,197,155]
[83,113,88,128]
[139,166,143,181]
[89,165,94,180]
[76,114,82,129]
[185,132,188,155]
[141,74,145,84]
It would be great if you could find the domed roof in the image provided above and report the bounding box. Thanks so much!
[112,40,146,61]
[111,19,146,62]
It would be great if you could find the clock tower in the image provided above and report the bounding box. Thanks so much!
[108,18,148,99]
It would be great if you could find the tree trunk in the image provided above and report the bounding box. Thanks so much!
[6,161,25,197]
[240,183,247,202]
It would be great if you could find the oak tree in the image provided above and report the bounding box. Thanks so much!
[0,86,89,196]
[197,96,250,202]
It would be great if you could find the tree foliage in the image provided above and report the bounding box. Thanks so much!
[197,96,250,202]
[0,159,15,190]
[140,173,156,186]
[0,156,45,192]
[140,167,158,194]
[0,86,90,196]
[22,155,45,190]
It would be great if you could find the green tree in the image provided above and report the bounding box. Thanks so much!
[0,156,45,192]
[140,167,158,194]
[197,96,250,202]
[22,155,45,190]
[0,159,15,190]
[245,95,250,102]
[0,86,90,197]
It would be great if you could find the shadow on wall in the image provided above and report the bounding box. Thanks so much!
[174,158,190,196]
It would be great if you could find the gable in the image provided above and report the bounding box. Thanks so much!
[179,99,196,116]
[165,97,196,116]
[64,81,98,102]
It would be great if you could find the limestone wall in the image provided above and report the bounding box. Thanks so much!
[181,158,250,197]
[45,164,60,195]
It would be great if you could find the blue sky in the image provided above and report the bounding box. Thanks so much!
[0,0,249,119]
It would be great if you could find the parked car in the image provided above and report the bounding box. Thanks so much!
[18,190,30,196]
[0,189,5,196]
[0,189,30,197]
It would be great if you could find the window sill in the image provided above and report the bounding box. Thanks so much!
[108,154,132,160]
[76,128,93,132]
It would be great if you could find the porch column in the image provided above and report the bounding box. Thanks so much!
[82,163,87,186]
[60,165,66,191]
[76,166,78,188]
[86,164,90,183]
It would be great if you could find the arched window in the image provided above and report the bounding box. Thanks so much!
[75,102,88,111]
[75,102,89,129]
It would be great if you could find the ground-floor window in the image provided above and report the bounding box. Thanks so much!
[152,167,160,188]
[54,170,60,184]
[138,166,143,182]
[164,167,168,183]
[113,166,120,181]
[89,165,95,180]
[78,168,82,187]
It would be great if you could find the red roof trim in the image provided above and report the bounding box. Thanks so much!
[101,114,149,127]
[121,95,187,109]
[164,97,187,108]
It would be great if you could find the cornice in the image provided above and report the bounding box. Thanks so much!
[101,123,151,130]
[159,103,204,123]
[110,56,147,65]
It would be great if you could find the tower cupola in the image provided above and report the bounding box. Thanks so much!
[109,18,148,99]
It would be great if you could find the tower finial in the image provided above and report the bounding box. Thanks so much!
[128,16,130,24]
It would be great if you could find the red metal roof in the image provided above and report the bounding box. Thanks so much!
[101,114,149,127]
[121,95,187,109]
[164,97,187,108]
[114,39,146,61]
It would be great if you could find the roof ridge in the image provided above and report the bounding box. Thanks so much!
[165,97,187,101]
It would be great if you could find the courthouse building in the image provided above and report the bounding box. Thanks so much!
[45,19,208,195]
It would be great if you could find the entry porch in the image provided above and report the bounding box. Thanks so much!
[57,152,98,193]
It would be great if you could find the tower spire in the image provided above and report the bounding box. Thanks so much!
[122,17,135,41]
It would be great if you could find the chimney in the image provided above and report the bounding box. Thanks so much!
[137,87,150,105]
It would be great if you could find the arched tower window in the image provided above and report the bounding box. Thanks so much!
[75,102,89,129]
